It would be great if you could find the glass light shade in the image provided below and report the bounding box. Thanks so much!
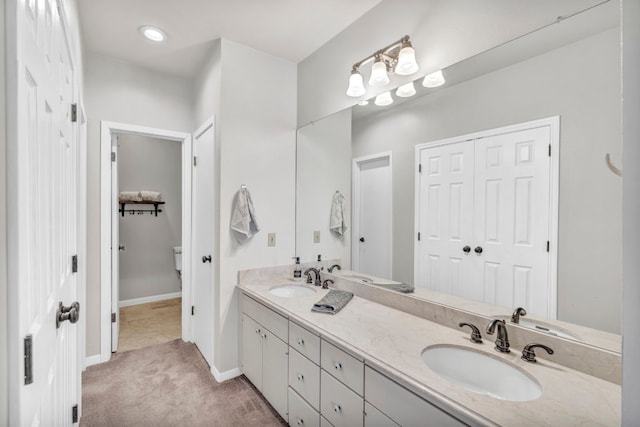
[374,91,394,106]
[422,70,446,88]
[346,71,366,97]
[369,60,390,86]
[395,46,419,76]
[396,81,416,98]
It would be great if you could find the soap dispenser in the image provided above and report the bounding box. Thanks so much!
[292,257,302,280]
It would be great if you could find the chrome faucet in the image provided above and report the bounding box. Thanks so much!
[328,264,342,273]
[304,267,321,286]
[521,343,554,363]
[486,319,510,353]
[511,307,527,324]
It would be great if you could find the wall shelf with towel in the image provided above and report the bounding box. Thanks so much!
[119,201,165,217]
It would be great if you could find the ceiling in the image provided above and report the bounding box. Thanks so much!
[78,0,383,78]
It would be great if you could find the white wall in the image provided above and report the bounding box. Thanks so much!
[622,0,640,421]
[117,134,182,302]
[351,29,621,333]
[296,109,352,265]
[0,0,8,422]
[84,52,193,357]
[297,0,609,126]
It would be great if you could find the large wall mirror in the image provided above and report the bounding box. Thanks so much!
[296,2,622,352]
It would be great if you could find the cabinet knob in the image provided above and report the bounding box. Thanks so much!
[334,362,342,371]
[261,333,267,339]
[297,374,304,382]
[334,404,342,413]
[297,338,304,346]
[296,419,304,426]
[255,328,261,334]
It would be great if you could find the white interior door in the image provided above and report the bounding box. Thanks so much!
[192,119,215,368]
[416,141,475,297]
[353,154,392,278]
[111,135,119,352]
[12,0,81,424]
[473,126,551,317]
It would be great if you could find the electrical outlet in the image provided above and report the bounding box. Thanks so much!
[268,233,276,247]
[313,230,321,243]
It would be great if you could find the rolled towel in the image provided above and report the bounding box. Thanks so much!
[369,282,415,294]
[139,191,163,202]
[312,290,354,315]
[119,191,140,202]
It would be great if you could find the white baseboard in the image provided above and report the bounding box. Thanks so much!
[210,365,242,382]
[84,354,102,369]
[119,291,182,308]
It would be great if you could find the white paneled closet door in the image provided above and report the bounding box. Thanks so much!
[473,127,551,317]
[416,121,554,318]
[12,0,81,424]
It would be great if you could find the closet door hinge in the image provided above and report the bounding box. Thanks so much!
[417,232,421,241]
[72,255,78,273]
[111,152,116,162]
[111,313,116,323]
[548,144,551,157]
[71,103,77,123]
[193,156,197,167]
[72,404,78,423]
[547,241,550,252]
[418,164,422,173]
[24,334,33,385]
[191,306,195,315]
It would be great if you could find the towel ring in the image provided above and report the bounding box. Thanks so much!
[605,153,622,177]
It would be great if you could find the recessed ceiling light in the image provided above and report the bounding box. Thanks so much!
[139,26,167,42]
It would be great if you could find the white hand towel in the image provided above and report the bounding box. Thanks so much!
[231,187,260,239]
[139,191,163,202]
[119,191,141,202]
[329,191,347,236]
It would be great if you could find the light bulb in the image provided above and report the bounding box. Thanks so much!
[369,59,390,86]
[396,45,419,76]
[396,81,416,98]
[422,70,445,88]
[374,91,393,106]
[139,26,167,42]
[346,70,366,97]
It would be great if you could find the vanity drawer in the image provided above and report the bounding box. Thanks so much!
[289,348,320,410]
[290,321,321,364]
[364,402,399,427]
[364,367,465,427]
[289,387,320,427]
[320,416,332,427]
[321,340,364,396]
[243,295,288,341]
[321,370,363,427]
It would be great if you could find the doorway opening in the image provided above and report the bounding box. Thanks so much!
[99,121,192,362]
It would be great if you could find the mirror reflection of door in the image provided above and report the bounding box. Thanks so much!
[353,153,392,278]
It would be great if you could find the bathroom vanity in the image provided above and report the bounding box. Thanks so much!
[237,266,620,427]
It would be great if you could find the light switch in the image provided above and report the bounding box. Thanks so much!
[314,230,321,243]
[268,233,276,246]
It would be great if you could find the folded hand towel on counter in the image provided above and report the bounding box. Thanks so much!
[369,282,415,293]
[119,191,140,202]
[231,186,260,239]
[139,191,163,202]
[312,289,354,315]
[329,191,347,236]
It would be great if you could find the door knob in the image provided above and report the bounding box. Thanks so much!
[474,246,483,254]
[463,246,471,253]
[359,237,365,242]
[202,255,212,263]
[56,301,80,329]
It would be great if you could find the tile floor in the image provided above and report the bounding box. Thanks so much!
[117,297,182,352]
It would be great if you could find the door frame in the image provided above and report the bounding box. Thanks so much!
[414,116,560,318]
[99,121,192,363]
[351,151,393,276]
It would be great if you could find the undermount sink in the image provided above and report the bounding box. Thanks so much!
[341,274,373,283]
[421,345,542,402]
[269,284,317,298]
[492,315,582,341]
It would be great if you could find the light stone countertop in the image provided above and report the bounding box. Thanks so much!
[238,276,621,427]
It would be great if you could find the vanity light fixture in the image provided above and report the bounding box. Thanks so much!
[374,91,394,106]
[346,35,419,97]
[422,69,445,88]
[139,25,167,42]
[396,81,416,98]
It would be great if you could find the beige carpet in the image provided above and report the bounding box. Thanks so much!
[118,298,182,352]
[81,339,287,427]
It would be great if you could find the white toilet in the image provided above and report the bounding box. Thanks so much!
[173,246,182,287]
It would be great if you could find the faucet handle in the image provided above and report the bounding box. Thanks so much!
[511,307,527,324]
[521,343,554,363]
[322,279,334,289]
[458,322,483,343]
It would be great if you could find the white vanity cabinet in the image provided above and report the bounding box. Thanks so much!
[288,321,321,427]
[364,367,466,427]
[241,296,288,421]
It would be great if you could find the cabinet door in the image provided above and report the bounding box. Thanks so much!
[262,329,289,420]
[364,402,399,427]
[242,314,262,390]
